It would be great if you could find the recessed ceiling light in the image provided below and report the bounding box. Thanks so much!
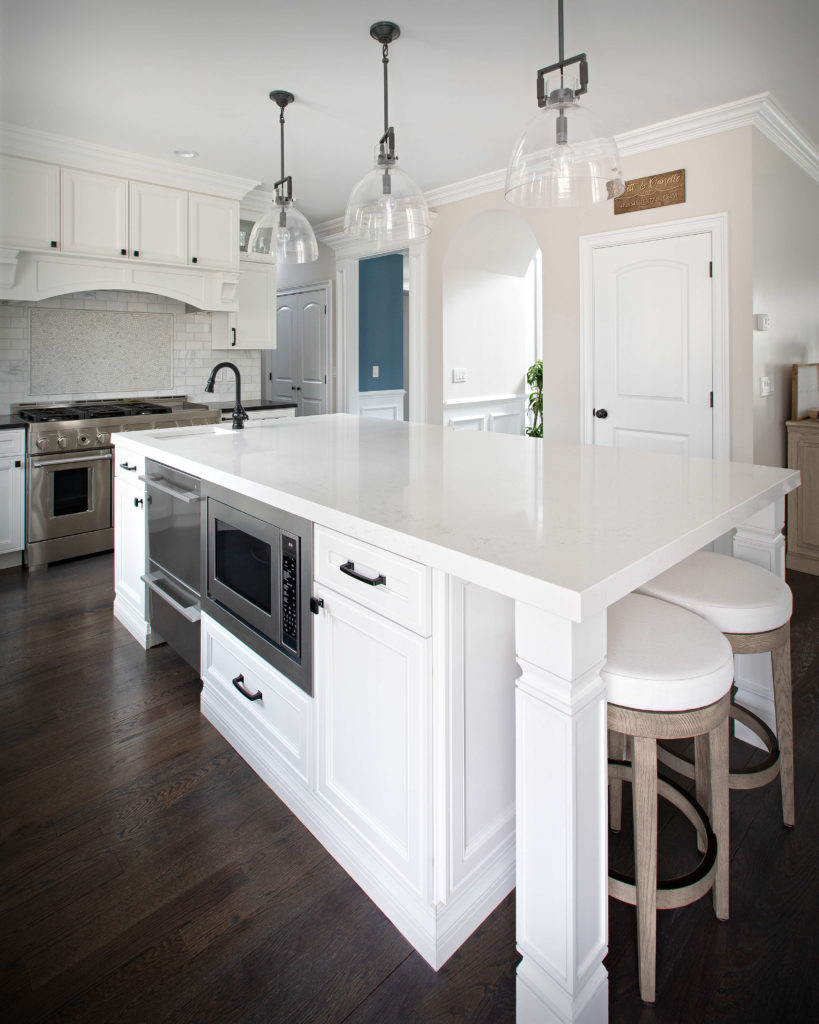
[173,149,199,159]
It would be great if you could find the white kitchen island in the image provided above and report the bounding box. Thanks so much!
[113,414,799,1024]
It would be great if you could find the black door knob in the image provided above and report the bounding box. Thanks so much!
[594,408,608,419]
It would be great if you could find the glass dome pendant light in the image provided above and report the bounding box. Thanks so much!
[247,90,319,264]
[505,0,625,208]
[344,21,431,246]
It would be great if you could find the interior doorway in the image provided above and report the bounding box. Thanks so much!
[264,285,330,416]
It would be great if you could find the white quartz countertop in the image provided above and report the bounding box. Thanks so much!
[115,414,800,620]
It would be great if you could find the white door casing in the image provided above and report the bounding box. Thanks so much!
[580,214,729,461]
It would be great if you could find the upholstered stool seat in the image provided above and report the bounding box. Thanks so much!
[636,551,795,826]
[605,594,734,1004]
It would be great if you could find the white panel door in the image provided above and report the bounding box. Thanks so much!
[592,232,713,457]
[0,156,59,251]
[189,192,239,270]
[271,301,298,402]
[0,457,24,554]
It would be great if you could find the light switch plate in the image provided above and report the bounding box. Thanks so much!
[760,375,773,397]
[372,365,379,378]
[452,367,467,383]
[754,313,771,331]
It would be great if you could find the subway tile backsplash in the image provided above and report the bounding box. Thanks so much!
[0,290,261,412]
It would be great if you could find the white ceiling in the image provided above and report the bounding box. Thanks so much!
[2,0,818,225]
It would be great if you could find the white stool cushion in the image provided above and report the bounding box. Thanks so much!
[604,594,734,713]
[636,551,792,634]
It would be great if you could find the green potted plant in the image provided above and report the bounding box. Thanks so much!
[525,359,543,437]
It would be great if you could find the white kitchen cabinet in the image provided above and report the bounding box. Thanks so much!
[113,442,154,646]
[0,155,59,251]
[0,429,26,567]
[189,192,239,271]
[61,167,129,257]
[314,583,431,892]
[130,180,188,265]
[211,260,276,350]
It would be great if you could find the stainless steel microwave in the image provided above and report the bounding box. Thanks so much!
[201,480,313,696]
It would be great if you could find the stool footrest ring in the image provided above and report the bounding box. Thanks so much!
[656,699,780,790]
[608,760,718,911]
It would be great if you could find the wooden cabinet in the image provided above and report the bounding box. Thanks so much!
[212,260,276,350]
[1,158,240,271]
[314,584,430,891]
[0,429,25,566]
[130,181,188,264]
[61,167,129,257]
[786,420,819,574]
[189,192,239,270]
[112,441,153,646]
[0,155,59,251]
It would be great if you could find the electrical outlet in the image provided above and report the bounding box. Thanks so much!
[754,313,771,332]
[452,367,467,383]
[372,365,379,379]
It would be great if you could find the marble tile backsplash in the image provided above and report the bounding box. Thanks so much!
[0,290,262,413]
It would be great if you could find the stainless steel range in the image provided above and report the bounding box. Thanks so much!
[12,397,219,567]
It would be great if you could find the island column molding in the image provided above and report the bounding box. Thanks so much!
[514,602,609,1024]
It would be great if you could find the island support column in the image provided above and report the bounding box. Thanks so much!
[514,602,609,1023]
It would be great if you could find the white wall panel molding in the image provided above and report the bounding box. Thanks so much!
[358,390,406,421]
[0,122,260,199]
[444,394,526,435]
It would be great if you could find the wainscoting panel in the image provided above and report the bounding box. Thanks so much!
[444,395,526,435]
[358,390,406,421]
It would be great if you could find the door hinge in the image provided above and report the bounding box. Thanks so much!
[709,261,713,278]
[710,391,714,408]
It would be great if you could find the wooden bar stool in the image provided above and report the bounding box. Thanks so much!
[636,551,794,826]
[605,594,734,1004]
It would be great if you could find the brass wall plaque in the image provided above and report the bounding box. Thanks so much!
[614,169,686,214]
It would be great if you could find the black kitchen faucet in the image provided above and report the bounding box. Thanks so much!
[204,362,248,430]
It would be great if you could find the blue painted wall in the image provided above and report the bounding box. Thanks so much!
[359,253,404,392]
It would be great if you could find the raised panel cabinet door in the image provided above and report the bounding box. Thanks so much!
[189,193,239,271]
[0,458,24,554]
[129,181,188,265]
[0,155,59,250]
[315,586,430,892]
[236,261,276,347]
[114,475,147,616]
[61,168,129,257]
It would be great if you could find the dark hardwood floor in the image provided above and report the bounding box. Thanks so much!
[1,554,817,1023]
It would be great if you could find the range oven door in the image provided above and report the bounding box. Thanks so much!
[28,449,113,543]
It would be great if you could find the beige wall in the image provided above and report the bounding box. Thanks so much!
[752,133,819,467]
[424,128,756,460]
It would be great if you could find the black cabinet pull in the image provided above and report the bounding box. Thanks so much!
[310,596,324,615]
[50,240,58,248]
[120,248,127,256]
[133,497,143,508]
[119,462,137,471]
[14,460,22,468]
[133,250,140,257]
[231,327,237,347]
[340,560,386,587]
[232,673,262,701]
[192,256,198,264]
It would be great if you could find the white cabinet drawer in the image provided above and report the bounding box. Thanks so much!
[201,612,312,784]
[314,525,431,636]
[0,429,25,458]
[113,441,146,480]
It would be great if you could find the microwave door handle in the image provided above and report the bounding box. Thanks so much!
[141,571,201,622]
[32,452,113,468]
[138,476,202,503]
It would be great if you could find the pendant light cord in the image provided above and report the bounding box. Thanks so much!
[558,0,565,87]
[382,42,390,137]
[279,106,286,182]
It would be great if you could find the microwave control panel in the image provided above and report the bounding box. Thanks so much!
[281,532,299,654]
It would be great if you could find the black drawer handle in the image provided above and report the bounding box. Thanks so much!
[340,560,386,587]
[133,249,140,257]
[120,461,137,471]
[231,327,237,347]
[232,673,262,701]
[120,248,127,256]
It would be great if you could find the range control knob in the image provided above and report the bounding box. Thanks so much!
[96,431,109,444]
[36,436,48,450]
[56,434,69,449]
[78,433,91,446]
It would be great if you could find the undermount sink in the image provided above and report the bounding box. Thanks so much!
[151,424,234,439]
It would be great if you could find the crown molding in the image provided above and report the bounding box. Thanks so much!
[0,123,260,199]
[352,92,819,219]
